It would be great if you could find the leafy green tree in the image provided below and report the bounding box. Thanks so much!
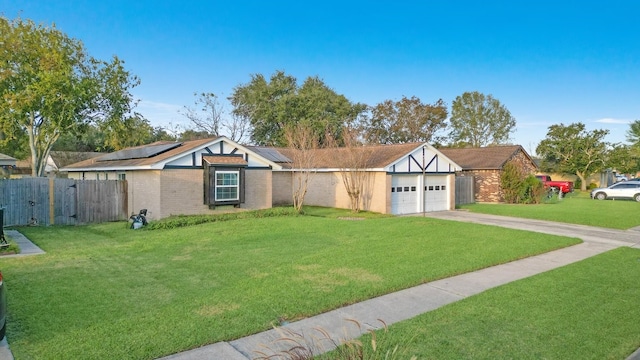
[536,123,609,191]
[0,127,29,159]
[607,143,640,175]
[53,124,106,152]
[151,126,177,142]
[178,129,212,141]
[99,116,158,151]
[626,119,640,146]
[449,91,516,147]
[0,17,140,176]
[230,70,365,147]
[364,96,448,144]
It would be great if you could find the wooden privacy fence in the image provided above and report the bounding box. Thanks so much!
[455,176,475,205]
[0,178,128,226]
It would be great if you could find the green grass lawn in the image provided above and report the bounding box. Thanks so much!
[337,247,640,359]
[460,191,640,230]
[0,213,579,360]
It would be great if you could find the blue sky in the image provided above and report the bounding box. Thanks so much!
[3,1,640,154]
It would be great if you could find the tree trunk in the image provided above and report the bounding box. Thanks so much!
[576,171,587,191]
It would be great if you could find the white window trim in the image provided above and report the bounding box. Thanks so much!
[215,170,239,201]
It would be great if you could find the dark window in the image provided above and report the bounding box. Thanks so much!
[428,186,434,191]
[391,187,395,192]
[397,187,403,192]
[441,185,446,190]
[411,186,416,191]
[404,186,410,191]
[435,185,440,190]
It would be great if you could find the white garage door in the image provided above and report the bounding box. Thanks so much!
[391,175,419,215]
[424,176,449,212]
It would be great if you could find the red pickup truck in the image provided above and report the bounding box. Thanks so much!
[536,175,574,194]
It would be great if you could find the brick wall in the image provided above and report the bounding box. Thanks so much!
[273,170,391,213]
[242,169,272,210]
[463,149,538,203]
[159,169,209,218]
[129,171,163,219]
[469,169,502,203]
[511,150,538,175]
[272,172,293,205]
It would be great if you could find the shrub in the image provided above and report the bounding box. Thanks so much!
[0,239,20,255]
[521,175,546,204]
[146,206,300,230]
[574,177,582,190]
[501,161,524,204]
[501,162,545,204]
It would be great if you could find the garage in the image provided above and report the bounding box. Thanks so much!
[390,174,451,215]
[424,175,449,212]
[391,175,420,214]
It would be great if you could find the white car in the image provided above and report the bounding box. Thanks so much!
[590,180,640,201]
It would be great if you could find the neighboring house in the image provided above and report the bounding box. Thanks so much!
[61,137,462,219]
[12,151,103,177]
[439,145,537,203]
[0,153,16,178]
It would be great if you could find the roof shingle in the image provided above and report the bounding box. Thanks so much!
[438,145,530,170]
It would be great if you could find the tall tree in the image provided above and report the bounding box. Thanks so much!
[230,70,365,147]
[0,17,140,176]
[536,123,609,191]
[607,143,640,176]
[327,126,374,212]
[364,96,447,144]
[283,122,318,213]
[449,91,516,147]
[181,92,250,143]
[0,127,29,159]
[626,119,640,146]
[181,92,222,137]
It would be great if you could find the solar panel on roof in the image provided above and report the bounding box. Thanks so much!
[250,147,291,163]
[100,142,182,161]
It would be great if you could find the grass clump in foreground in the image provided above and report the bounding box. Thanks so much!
[2,215,579,360]
[329,247,640,359]
[0,234,20,255]
[460,191,640,230]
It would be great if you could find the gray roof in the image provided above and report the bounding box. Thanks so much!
[0,153,16,167]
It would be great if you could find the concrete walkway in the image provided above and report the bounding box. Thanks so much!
[160,212,640,360]
[2,230,46,258]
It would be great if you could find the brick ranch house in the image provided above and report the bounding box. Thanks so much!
[439,145,538,203]
[61,137,462,219]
